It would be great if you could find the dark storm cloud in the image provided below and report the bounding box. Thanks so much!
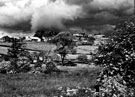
[67,0,134,19]
[0,0,83,32]
[94,11,118,20]
[0,0,134,33]
[65,0,92,5]
[1,20,31,32]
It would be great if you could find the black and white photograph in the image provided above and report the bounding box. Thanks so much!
[0,0,134,97]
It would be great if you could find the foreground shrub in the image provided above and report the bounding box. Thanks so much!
[16,56,31,72]
[50,54,61,62]
[44,61,61,74]
[71,48,77,54]
[0,61,11,73]
[94,21,135,96]
[55,86,110,97]
[77,54,88,63]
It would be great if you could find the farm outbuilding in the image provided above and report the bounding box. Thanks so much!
[25,36,41,42]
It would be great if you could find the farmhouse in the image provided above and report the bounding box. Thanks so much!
[25,36,41,42]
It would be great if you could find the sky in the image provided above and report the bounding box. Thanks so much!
[0,0,134,34]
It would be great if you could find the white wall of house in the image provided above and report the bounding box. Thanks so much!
[25,36,41,42]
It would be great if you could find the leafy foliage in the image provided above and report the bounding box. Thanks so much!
[88,36,95,45]
[54,31,74,47]
[7,38,31,73]
[8,38,26,58]
[54,31,74,65]
[77,54,88,63]
[34,28,61,41]
[94,21,135,96]
[0,61,11,73]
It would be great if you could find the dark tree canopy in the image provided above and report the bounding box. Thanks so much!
[34,28,61,41]
[53,31,74,47]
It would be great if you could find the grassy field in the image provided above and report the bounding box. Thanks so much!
[0,42,56,55]
[75,46,98,54]
[0,66,101,97]
[0,42,101,96]
[0,42,98,55]
[26,42,56,51]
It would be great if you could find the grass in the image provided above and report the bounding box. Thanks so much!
[26,42,56,51]
[0,42,100,96]
[75,46,98,54]
[0,67,101,97]
[0,42,56,55]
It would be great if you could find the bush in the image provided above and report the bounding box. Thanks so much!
[77,54,88,62]
[50,54,61,61]
[94,21,135,96]
[29,51,59,74]
[0,61,11,73]
[30,51,50,66]
[30,52,39,62]
[44,61,60,74]
[16,56,31,72]
[71,49,77,54]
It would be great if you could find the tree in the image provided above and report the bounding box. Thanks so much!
[8,38,25,58]
[88,36,95,45]
[54,31,74,65]
[34,28,61,41]
[2,36,11,42]
[7,38,31,73]
[34,29,44,41]
[94,21,135,96]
